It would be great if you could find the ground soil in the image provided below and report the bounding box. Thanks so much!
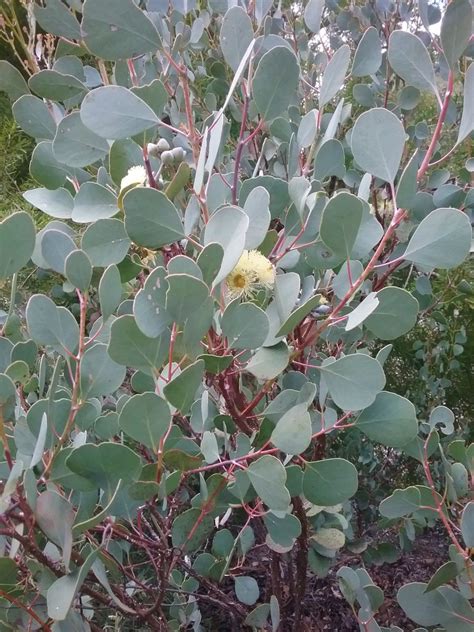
[201,527,449,631]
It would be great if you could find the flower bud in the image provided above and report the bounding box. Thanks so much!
[147,142,160,158]
[161,150,174,165]
[171,147,185,163]
[156,138,170,152]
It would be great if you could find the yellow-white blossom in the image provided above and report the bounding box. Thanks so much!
[120,165,147,191]
[226,250,275,300]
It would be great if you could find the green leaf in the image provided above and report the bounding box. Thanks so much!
[0,212,35,281]
[247,455,290,511]
[81,86,159,139]
[82,218,131,267]
[304,0,324,33]
[440,0,473,72]
[80,343,126,399]
[203,206,249,287]
[47,550,98,621]
[72,182,118,223]
[108,314,170,372]
[0,61,30,102]
[53,112,109,168]
[351,108,406,183]
[344,292,380,331]
[365,287,419,340]
[29,69,86,102]
[461,502,474,547]
[29,141,69,189]
[320,192,364,259]
[82,0,161,61]
[243,186,271,249]
[99,265,122,322]
[320,44,351,108]
[221,300,269,349]
[64,250,93,291]
[403,208,472,269]
[425,562,459,593]
[271,404,312,455]
[246,342,289,380]
[133,267,171,337]
[172,508,214,553]
[320,354,385,411]
[352,27,382,77]
[313,139,346,181]
[379,487,422,518]
[35,490,74,570]
[457,63,474,145]
[119,392,171,450]
[275,295,322,338]
[163,360,204,413]
[40,225,77,273]
[303,459,358,505]
[12,95,56,140]
[132,79,168,119]
[165,274,210,325]
[397,583,474,631]
[26,294,79,356]
[24,187,74,220]
[34,0,81,39]
[388,31,438,95]
[239,176,289,220]
[124,187,184,248]
[312,528,345,550]
[355,392,418,448]
[253,46,300,121]
[197,243,225,286]
[220,6,254,72]
[235,576,259,606]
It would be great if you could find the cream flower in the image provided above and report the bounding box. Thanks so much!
[226,250,275,300]
[120,165,147,191]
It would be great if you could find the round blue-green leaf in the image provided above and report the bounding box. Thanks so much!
[247,455,291,511]
[53,112,109,168]
[461,502,474,548]
[253,46,299,121]
[351,108,406,183]
[12,95,56,140]
[41,229,76,274]
[440,0,473,72]
[81,86,159,140]
[79,343,126,399]
[172,508,214,553]
[203,205,249,287]
[235,576,259,606]
[30,141,68,189]
[24,187,74,220]
[26,294,79,356]
[352,27,382,77]
[403,208,472,269]
[99,265,122,323]
[82,0,162,61]
[0,60,30,102]
[119,392,171,450]
[65,250,93,291]
[365,287,419,340]
[313,139,346,181]
[108,314,170,372]
[319,44,351,108]
[124,187,184,248]
[134,267,171,338]
[303,458,358,506]
[320,354,386,411]
[165,274,210,325]
[243,186,271,249]
[397,582,474,629]
[72,182,118,223]
[220,6,253,72]
[457,63,474,144]
[29,69,86,101]
[0,212,36,281]
[221,300,269,349]
[34,0,81,39]
[320,191,364,258]
[246,342,289,380]
[388,31,438,95]
[163,360,205,414]
[81,219,131,267]
[271,404,312,455]
[355,391,418,447]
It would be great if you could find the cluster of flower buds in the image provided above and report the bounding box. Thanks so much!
[147,139,186,165]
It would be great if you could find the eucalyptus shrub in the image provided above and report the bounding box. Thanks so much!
[0,0,473,630]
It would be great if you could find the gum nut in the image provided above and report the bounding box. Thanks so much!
[161,150,174,165]
[171,147,185,162]
[157,138,170,152]
[147,142,160,157]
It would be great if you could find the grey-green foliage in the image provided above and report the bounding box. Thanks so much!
[0,0,472,630]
